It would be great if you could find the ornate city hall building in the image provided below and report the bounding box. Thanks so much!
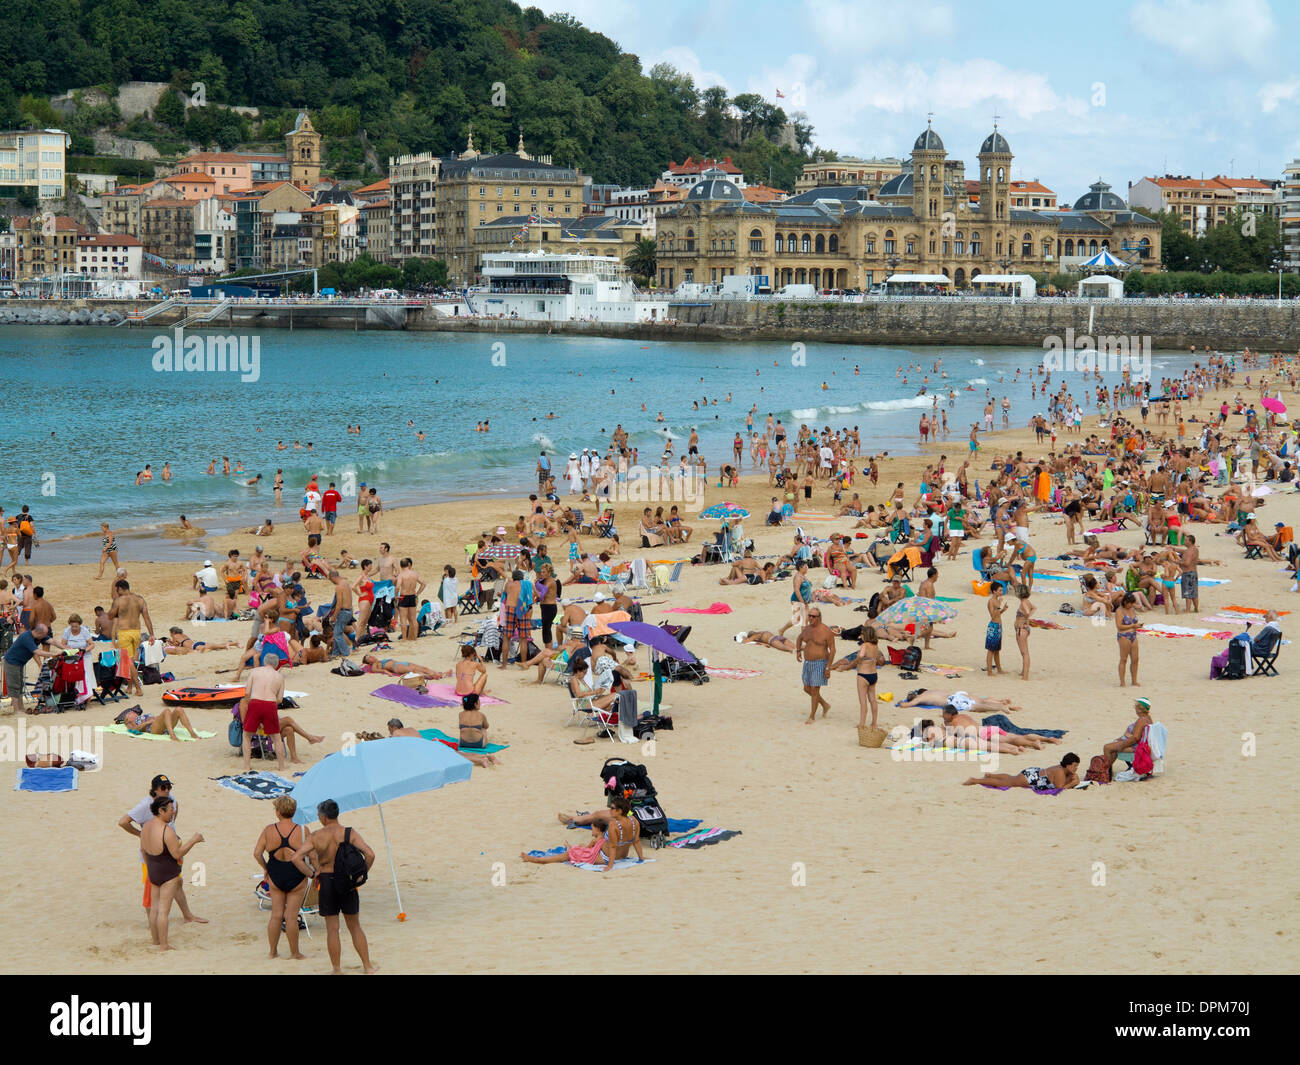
[655,121,1161,290]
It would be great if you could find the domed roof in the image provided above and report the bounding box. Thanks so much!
[913,127,944,152]
[980,130,1011,154]
[878,169,952,199]
[687,169,745,202]
[1073,179,1126,212]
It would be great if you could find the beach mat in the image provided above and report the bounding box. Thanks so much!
[97,724,215,742]
[704,666,762,679]
[1139,624,1232,639]
[371,684,457,709]
[523,845,654,870]
[211,771,297,799]
[14,766,78,792]
[418,727,509,754]
[662,602,733,615]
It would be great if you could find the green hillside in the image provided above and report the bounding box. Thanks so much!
[0,0,817,187]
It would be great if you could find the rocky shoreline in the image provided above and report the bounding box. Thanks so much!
[0,306,126,326]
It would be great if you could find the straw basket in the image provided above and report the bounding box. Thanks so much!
[857,725,888,748]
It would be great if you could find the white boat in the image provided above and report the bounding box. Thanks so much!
[476,251,671,323]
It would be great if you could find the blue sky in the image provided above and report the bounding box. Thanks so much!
[551,0,1300,201]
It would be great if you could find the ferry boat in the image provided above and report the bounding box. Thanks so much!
[471,250,671,323]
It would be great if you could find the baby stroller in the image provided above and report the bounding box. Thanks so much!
[601,758,671,849]
[658,623,708,685]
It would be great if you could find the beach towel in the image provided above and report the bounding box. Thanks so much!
[668,827,742,848]
[14,766,78,792]
[704,666,763,679]
[662,602,733,615]
[921,662,972,675]
[1029,618,1073,629]
[980,714,1067,738]
[211,771,297,799]
[371,684,456,709]
[140,640,166,667]
[1139,624,1232,639]
[423,684,505,706]
[979,784,1063,795]
[97,724,215,742]
[791,512,836,522]
[418,727,509,754]
[571,857,654,871]
[1226,605,1290,615]
[567,817,702,834]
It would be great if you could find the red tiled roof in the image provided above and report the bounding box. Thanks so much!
[667,156,742,175]
[78,233,142,246]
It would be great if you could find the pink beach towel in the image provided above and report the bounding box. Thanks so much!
[424,684,506,705]
[662,602,733,615]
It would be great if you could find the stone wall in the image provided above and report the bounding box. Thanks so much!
[670,299,1300,349]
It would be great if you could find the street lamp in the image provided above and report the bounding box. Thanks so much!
[886,254,900,298]
[997,255,1012,302]
[1273,246,1284,309]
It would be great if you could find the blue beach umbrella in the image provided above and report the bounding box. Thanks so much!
[291,737,472,918]
[700,502,749,520]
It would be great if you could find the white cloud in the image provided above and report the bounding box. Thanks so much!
[1260,78,1300,112]
[1129,0,1276,71]
[808,0,955,53]
[653,46,731,94]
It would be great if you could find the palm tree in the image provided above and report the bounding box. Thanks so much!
[624,238,657,287]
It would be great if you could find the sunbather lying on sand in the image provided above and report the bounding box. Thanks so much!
[963,753,1079,789]
[117,705,201,741]
[735,630,797,652]
[897,688,1022,712]
[941,707,1061,750]
[360,655,450,679]
[387,719,500,767]
[164,627,237,653]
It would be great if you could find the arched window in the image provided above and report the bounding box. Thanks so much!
[1022,231,1032,257]
[828,234,838,252]
[685,228,695,253]
[883,229,895,254]
[815,234,825,253]
[749,228,764,253]
[1139,236,1151,259]
[801,233,811,253]
[997,167,1005,182]
[774,233,784,253]
[955,230,965,255]
[970,230,981,256]
[930,165,938,180]
[1089,239,1099,255]
[1065,239,1074,256]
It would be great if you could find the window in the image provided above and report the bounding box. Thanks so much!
[749,228,764,253]
[1022,233,1032,256]
[497,187,503,197]
[906,239,915,254]
[480,186,486,196]
[685,228,695,253]
[1065,239,1074,256]
[815,234,825,253]
[514,188,519,196]
[828,235,838,252]
[548,188,554,197]
[565,189,571,197]
[775,233,784,253]
[531,188,536,196]
[884,238,895,254]
[801,234,810,252]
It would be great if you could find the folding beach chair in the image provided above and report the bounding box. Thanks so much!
[256,878,321,939]
[648,560,684,593]
[457,578,483,616]
[1251,628,1281,676]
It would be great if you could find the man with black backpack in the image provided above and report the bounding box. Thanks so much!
[293,799,377,974]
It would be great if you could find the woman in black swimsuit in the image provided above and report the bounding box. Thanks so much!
[141,796,204,951]
[255,795,310,959]
[855,629,887,729]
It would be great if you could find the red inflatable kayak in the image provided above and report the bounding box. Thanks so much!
[162,686,247,706]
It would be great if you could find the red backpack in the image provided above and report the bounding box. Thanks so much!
[1132,740,1154,776]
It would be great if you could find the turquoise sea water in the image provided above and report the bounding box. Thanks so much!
[0,325,1195,551]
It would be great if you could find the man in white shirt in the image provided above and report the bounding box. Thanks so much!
[304,488,322,513]
[194,560,219,593]
[579,449,593,492]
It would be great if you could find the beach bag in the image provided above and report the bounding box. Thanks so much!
[899,646,922,672]
[857,725,887,748]
[867,592,882,617]
[139,664,163,686]
[631,802,669,838]
[331,660,366,677]
[333,827,369,891]
[1132,740,1154,776]
[1085,755,1110,784]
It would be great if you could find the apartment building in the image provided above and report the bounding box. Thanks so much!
[389,152,439,261]
[11,214,88,279]
[0,129,70,200]
[1129,175,1238,235]
[76,233,143,278]
[794,157,904,194]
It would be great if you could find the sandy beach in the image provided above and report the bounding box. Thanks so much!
[2,375,1297,975]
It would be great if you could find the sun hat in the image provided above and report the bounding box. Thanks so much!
[1134,697,1152,711]
[734,632,748,643]
[570,452,578,459]
[593,592,606,602]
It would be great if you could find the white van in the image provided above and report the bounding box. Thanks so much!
[371,288,400,299]
[774,284,815,298]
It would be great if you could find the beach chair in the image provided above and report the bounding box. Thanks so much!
[627,557,649,592]
[256,878,321,939]
[1251,628,1281,676]
[649,560,684,593]
[457,579,483,616]
[1243,542,1263,560]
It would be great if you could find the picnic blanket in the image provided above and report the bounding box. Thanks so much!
[97,724,215,742]
[211,771,297,799]
[668,827,742,849]
[662,602,732,615]
[371,684,457,709]
[981,713,1067,738]
[418,727,509,754]
[704,666,763,679]
[14,766,78,792]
